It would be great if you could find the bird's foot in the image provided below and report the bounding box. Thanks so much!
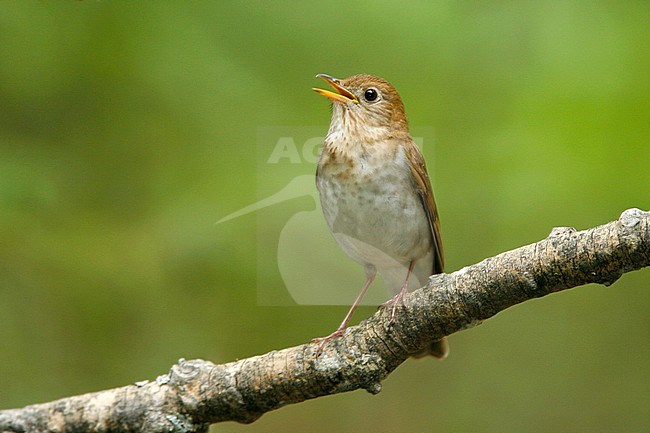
[381,289,407,327]
[311,328,346,354]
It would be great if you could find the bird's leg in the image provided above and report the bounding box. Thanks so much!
[312,269,376,352]
[382,260,415,324]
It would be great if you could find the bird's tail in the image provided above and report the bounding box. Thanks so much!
[411,337,449,359]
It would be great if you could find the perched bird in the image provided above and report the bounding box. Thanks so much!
[312,73,448,358]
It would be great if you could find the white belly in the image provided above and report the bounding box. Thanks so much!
[317,147,433,293]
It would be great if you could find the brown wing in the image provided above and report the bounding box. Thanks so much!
[403,139,444,274]
[404,139,449,358]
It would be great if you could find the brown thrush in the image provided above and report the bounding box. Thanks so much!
[312,73,448,358]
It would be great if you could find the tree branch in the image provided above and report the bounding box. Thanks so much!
[1,208,648,433]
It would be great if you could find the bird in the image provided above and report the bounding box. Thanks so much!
[311,73,448,358]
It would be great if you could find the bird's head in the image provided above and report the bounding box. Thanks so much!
[313,74,408,140]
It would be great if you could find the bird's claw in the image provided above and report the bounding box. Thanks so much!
[311,329,345,354]
[381,290,407,327]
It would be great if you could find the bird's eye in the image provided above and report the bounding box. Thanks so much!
[364,88,379,102]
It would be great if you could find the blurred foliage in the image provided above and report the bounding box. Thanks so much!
[1,2,648,432]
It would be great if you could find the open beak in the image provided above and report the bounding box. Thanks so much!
[312,74,359,104]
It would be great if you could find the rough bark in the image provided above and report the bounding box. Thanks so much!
[1,208,648,433]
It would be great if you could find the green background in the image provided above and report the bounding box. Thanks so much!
[1,2,648,432]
